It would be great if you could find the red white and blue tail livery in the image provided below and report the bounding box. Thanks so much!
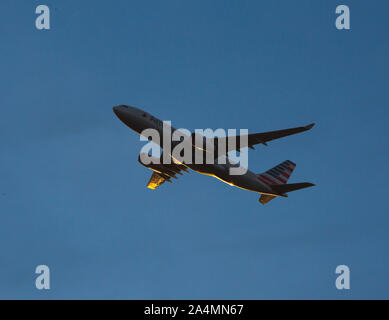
[258,160,296,186]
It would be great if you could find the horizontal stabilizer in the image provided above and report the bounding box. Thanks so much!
[271,182,315,195]
[259,194,277,205]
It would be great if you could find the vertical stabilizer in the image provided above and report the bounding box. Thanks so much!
[257,160,296,186]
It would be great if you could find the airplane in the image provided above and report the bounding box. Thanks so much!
[113,105,315,204]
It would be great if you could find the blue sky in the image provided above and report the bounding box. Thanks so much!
[1,0,388,299]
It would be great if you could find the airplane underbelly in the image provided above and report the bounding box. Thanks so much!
[188,164,269,193]
[214,171,263,192]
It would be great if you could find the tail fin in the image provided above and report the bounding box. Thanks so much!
[257,160,296,186]
[257,161,315,205]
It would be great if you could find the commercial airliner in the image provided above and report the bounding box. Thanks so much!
[113,105,315,204]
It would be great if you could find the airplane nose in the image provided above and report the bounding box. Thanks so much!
[113,105,143,133]
[113,105,131,123]
[113,106,122,117]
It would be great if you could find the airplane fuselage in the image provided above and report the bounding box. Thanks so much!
[113,105,273,195]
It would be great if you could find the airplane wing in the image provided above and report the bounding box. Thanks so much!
[214,123,315,153]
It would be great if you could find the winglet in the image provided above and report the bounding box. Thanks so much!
[305,123,315,130]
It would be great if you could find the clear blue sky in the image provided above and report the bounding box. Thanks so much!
[1,0,388,299]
